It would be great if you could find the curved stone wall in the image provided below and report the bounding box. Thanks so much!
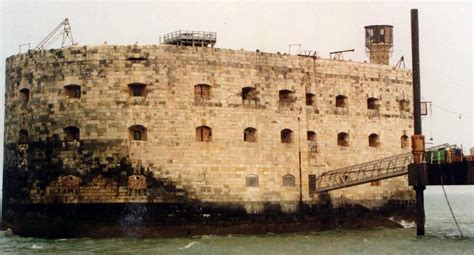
[3,45,414,210]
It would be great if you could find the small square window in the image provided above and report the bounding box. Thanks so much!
[134,130,142,140]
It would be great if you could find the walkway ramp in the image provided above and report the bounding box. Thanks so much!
[315,144,450,193]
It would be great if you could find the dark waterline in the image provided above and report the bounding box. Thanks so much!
[0,191,472,254]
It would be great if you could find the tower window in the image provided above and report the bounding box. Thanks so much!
[129,125,147,141]
[64,126,80,142]
[64,84,81,99]
[282,174,296,187]
[399,99,409,112]
[401,135,409,149]
[367,97,379,110]
[306,93,315,106]
[244,127,257,142]
[281,129,293,144]
[20,88,30,102]
[337,132,349,147]
[336,95,347,107]
[279,90,294,104]
[242,87,257,101]
[307,131,316,142]
[19,129,29,144]
[246,175,259,187]
[128,83,146,97]
[194,84,211,100]
[369,133,380,147]
[371,181,381,186]
[196,126,212,142]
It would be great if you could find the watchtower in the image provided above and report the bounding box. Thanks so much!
[365,25,393,65]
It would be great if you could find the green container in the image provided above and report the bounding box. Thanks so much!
[433,149,446,163]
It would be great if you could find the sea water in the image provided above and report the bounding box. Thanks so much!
[0,187,472,254]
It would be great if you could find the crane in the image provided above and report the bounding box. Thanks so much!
[34,18,74,50]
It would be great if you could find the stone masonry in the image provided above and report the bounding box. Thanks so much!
[3,45,415,213]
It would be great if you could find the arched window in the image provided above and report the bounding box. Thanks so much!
[306,93,315,106]
[244,127,257,142]
[399,99,409,112]
[282,174,296,187]
[281,129,293,143]
[196,126,212,142]
[369,133,380,147]
[337,132,349,147]
[194,84,211,100]
[246,174,259,187]
[242,87,257,101]
[128,83,146,97]
[64,84,81,99]
[336,95,347,107]
[20,88,30,102]
[64,126,80,142]
[279,90,293,104]
[367,97,379,110]
[401,135,409,149]
[19,129,29,144]
[129,125,147,141]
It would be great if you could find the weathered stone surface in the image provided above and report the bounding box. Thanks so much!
[3,45,414,213]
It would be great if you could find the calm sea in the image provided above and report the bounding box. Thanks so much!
[0,187,472,254]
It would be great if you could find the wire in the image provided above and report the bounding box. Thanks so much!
[440,176,464,238]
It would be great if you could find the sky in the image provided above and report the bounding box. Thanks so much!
[0,0,472,194]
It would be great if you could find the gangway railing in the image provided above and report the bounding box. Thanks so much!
[315,144,450,193]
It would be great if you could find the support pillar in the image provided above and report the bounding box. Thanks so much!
[415,185,426,236]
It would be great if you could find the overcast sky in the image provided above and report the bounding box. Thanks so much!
[0,1,472,194]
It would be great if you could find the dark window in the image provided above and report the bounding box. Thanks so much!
[194,84,211,100]
[369,133,380,147]
[337,132,349,147]
[196,126,212,142]
[246,175,259,187]
[242,87,257,101]
[336,95,347,107]
[19,129,28,144]
[282,174,296,187]
[129,125,147,141]
[281,129,293,143]
[20,88,30,102]
[306,93,315,106]
[367,97,379,110]
[64,84,81,99]
[401,135,409,148]
[309,175,316,194]
[244,127,257,142]
[307,131,317,152]
[64,126,80,142]
[128,83,146,97]
[279,90,293,104]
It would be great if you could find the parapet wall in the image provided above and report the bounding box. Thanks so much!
[3,45,414,211]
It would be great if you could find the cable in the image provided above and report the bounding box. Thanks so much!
[440,176,464,238]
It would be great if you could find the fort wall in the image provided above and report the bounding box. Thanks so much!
[4,45,414,212]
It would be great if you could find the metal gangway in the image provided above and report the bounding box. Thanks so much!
[315,144,451,193]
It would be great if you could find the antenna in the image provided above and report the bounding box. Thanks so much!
[35,18,75,50]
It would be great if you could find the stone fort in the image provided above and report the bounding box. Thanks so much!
[3,26,415,227]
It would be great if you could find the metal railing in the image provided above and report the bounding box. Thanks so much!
[315,144,451,193]
[160,30,216,46]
